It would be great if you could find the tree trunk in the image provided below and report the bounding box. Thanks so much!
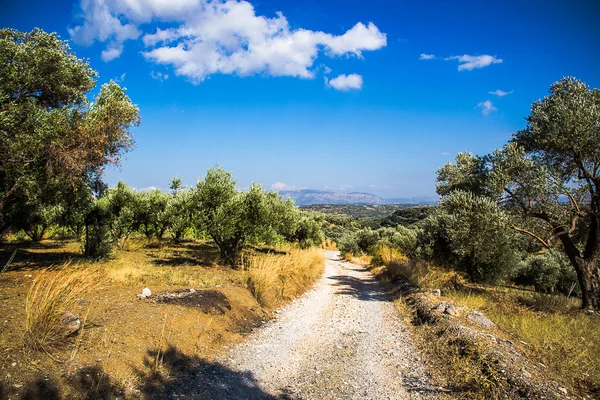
[576,257,600,311]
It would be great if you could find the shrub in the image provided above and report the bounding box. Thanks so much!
[514,249,579,294]
[84,203,114,260]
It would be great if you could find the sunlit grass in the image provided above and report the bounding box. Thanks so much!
[244,248,325,308]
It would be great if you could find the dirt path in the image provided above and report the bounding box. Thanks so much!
[185,251,443,399]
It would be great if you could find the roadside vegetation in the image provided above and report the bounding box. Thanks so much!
[0,28,326,398]
[339,77,600,398]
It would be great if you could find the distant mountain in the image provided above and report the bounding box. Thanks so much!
[278,189,437,206]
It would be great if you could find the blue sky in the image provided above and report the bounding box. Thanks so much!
[2,0,599,197]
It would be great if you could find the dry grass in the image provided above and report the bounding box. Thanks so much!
[445,288,600,395]
[244,248,325,308]
[24,264,103,351]
[320,239,337,250]
[372,244,462,289]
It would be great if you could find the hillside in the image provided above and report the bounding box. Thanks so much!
[278,189,437,206]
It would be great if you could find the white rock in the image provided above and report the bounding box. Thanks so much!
[142,288,151,298]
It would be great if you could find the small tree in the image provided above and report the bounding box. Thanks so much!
[195,167,273,264]
[100,181,139,248]
[427,191,521,283]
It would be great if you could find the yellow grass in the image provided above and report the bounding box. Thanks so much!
[25,265,102,351]
[373,244,461,289]
[244,248,325,308]
[320,239,337,250]
[445,288,600,394]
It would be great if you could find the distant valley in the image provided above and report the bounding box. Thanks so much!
[277,189,437,206]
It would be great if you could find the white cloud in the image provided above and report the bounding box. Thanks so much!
[440,152,451,155]
[70,0,386,81]
[114,72,126,82]
[488,89,513,97]
[477,100,497,116]
[271,182,295,191]
[69,0,141,60]
[150,71,169,81]
[419,53,435,60]
[445,54,502,71]
[325,73,363,91]
[101,44,123,61]
[339,185,354,190]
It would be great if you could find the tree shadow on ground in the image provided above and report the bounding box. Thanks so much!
[328,274,390,302]
[138,344,286,400]
[0,241,82,272]
[149,241,221,267]
[0,364,124,400]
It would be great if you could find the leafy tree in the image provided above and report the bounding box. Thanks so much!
[515,249,578,294]
[100,181,139,247]
[425,191,521,283]
[487,77,600,310]
[436,152,494,197]
[195,167,293,264]
[136,189,170,240]
[0,28,139,234]
[166,187,194,241]
[17,203,62,242]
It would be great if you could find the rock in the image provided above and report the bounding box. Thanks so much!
[62,312,81,335]
[558,387,567,395]
[190,288,196,293]
[137,287,152,299]
[432,289,441,296]
[443,304,462,317]
[468,311,495,329]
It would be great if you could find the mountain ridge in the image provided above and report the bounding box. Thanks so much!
[277,189,437,206]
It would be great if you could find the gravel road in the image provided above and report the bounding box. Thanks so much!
[190,251,443,399]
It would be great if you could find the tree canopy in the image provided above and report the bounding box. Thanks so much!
[0,28,139,235]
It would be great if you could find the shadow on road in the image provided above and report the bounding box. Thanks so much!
[139,345,285,400]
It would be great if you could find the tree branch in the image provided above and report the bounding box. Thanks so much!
[511,225,550,248]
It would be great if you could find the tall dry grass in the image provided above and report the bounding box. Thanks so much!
[244,248,325,308]
[373,244,461,289]
[446,288,600,394]
[25,265,102,351]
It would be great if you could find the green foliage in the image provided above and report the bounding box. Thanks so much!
[380,207,433,228]
[515,250,579,294]
[165,188,194,241]
[422,191,521,283]
[0,28,139,235]
[17,203,63,242]
[436,152,494,197]
[136,189,170,240]
[83,202,113,259]
[99,181,139,248]
[194,166,313,264]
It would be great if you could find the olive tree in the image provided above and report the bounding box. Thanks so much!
[486,77,600,310]
[195,167,294,264]
[423,191,521,283]
[0,28,139,235]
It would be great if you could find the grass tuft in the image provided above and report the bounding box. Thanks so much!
[25,264,102,351]
[244,248,325,308]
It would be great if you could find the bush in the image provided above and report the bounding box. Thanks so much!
[84,203,114,260]
[514,250,579,294]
